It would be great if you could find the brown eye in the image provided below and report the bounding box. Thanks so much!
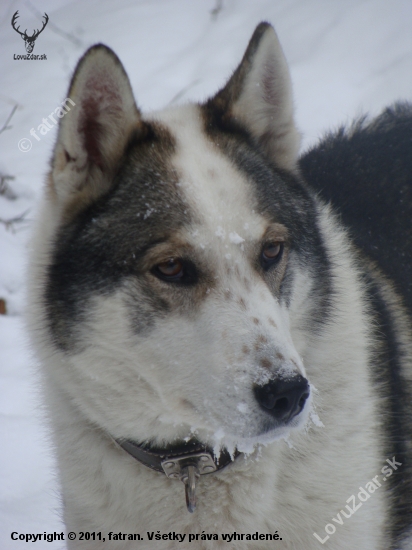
[156,258,183,277]
[261,242,283,269]
[152,257,198,285]
[263,243,281,259]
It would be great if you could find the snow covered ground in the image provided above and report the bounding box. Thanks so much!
[1,0,411,547]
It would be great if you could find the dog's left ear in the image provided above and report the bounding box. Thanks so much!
[50,44,142,211]
[207,22,300,170]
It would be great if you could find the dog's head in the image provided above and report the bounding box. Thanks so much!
[35,23,331,453]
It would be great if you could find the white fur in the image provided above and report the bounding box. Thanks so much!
[26,28,403,550]
[27,106,388,549]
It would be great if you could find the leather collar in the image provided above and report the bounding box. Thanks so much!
[115,437,241,512]
[116,437,239,474]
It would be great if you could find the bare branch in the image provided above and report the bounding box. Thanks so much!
[0,174,17,200]
[25,0,83,47]
[0,209,30,232]
[211,0,224,20]
[0,105,17,134]
[168,79,201,106]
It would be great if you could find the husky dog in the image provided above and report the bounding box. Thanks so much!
[27,22,412,549]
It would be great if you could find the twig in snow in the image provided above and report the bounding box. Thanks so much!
[0,209,30,232]
[168,79,201,106]
[25,0,84,47]
[211,0,224,20]
[0,174,17,200]
[0,105,17,135]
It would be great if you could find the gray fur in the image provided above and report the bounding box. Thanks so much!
[27,23,412,549]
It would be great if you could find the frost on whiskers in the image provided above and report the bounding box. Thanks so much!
[209,381,323,461]
[211,425,294,460]
[310,411,324,427]
[308,384,324,428]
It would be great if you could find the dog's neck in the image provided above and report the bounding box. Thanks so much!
[114,437,241,512]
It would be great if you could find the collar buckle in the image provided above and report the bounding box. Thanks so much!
[161,452,217,513]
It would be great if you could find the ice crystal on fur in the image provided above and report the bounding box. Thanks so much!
[228,231,245,244]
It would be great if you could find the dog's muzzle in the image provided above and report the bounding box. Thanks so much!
[115,438,240,513]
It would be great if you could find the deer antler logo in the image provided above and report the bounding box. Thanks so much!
[11,11,49,53]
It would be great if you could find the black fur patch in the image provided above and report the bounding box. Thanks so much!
[45,122,191,351]
[300,103,412,315]
[364,269,412,547]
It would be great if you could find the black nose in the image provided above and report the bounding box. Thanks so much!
[254,375,310,422]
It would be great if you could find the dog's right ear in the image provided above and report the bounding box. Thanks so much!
[206,23,300,171]
[51,44,142,210]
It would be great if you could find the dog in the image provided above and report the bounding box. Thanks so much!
[27,22,412,549]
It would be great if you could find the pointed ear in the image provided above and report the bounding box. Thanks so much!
[51,44,142,209]
[208,23,300,170]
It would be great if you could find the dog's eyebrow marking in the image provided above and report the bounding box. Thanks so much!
[261,223,289,243]
[140,235,198,269]
[135,237,175,260]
